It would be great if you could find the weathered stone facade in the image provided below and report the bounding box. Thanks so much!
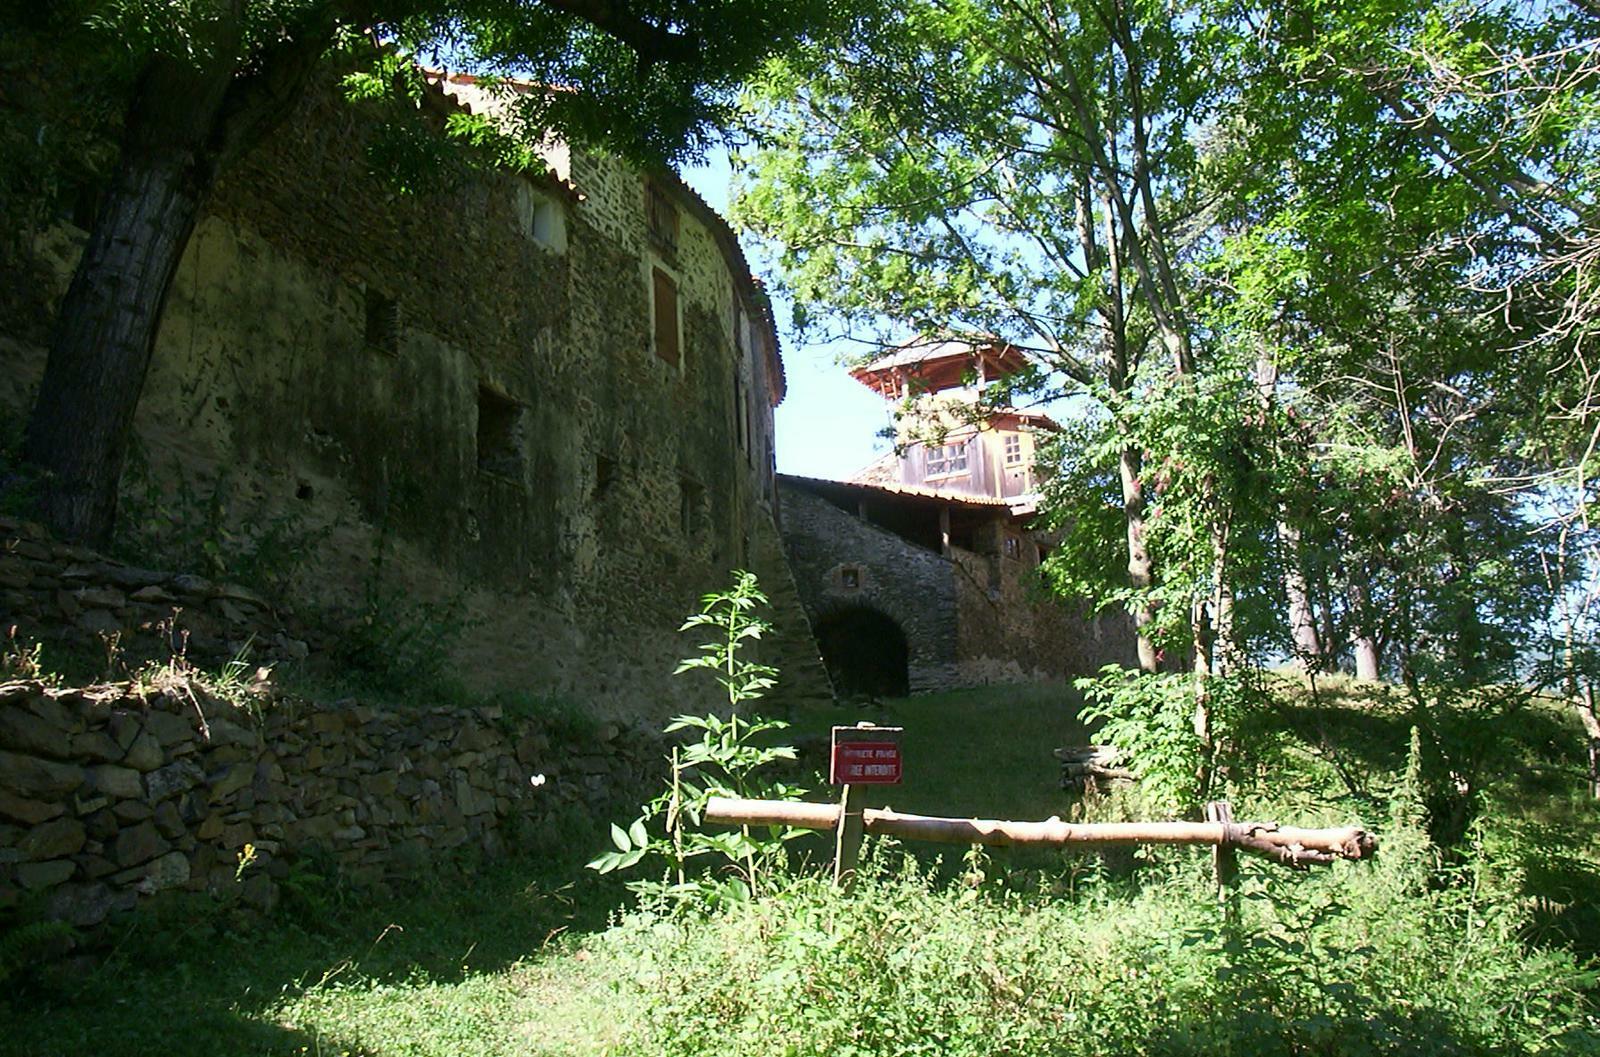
[1,70,829,718]
[0,674,659,927]
[778,481,958,694]
[779,477,1135,694]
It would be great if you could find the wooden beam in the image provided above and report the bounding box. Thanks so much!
[705,797,1376,867]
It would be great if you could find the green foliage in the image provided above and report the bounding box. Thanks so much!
[590,571,806,904]
[1075,667,1205,812]
[38,0,867,169]
[603,846,1597,1057]
[737,0,1599,815]
[1074,664,1270,813]
[673,570,780,707]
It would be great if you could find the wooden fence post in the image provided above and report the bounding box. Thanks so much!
[833,783,865,890]
[1206,800,1238,919]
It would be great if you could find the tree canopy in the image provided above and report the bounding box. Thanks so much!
[734,0,1600,811]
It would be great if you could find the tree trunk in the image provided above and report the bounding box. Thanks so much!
[22,55,239,545]
[1352,636,1380,682]
[1089,176,1159,675]
[1579,681,1600,800]
[1347,565,1380,680]
[1119,444,1160,673]
[1280,521,1323,666]
[21,9,333,546]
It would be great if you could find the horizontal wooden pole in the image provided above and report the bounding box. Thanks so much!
[1054,746,1121,764]
[704,797,1376,867]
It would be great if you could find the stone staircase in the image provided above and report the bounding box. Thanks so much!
[748,511,836,712]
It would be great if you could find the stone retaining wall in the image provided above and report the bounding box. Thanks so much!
[0,515,310,673]
[0,677,658,929]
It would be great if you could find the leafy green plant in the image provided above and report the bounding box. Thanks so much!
[1,625,47,683]
[1076,665,1268,814]
[1074,667,1204,813]
[589,571,807,904]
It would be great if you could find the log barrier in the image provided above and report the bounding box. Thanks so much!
[704,796,1376,869]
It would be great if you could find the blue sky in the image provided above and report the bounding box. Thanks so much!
[682,154,890,482]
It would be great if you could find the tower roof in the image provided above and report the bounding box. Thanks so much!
[850,335,1029,399]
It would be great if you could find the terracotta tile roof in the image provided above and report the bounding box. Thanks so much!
[849,452,899,485]
[781,472,1020,510]
[423,72,582,201]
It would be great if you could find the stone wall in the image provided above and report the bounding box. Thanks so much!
[1,515,309,673]
[778,482,960,693]
[950,544,1138,685]
[779,479,1135,693]
[0,675,659,929]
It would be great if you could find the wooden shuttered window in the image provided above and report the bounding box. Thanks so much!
[653,267,680,366]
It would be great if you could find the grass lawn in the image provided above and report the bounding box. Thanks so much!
[784,681,1090,821]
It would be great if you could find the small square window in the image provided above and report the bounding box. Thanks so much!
[926,442,969,477]
[841,566,861,589]
[364,288,400,356]
[679,476,704,536]
[477,386,524,479]
[516,182,566,251]
[1004,433,1024,466]
[1003,535,1022,560]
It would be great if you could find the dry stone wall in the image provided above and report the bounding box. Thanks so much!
[0,515,309,672]
[0,676,659,930]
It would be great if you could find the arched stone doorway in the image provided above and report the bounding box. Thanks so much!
[813,606,910,699]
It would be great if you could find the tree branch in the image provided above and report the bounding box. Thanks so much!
[534,0,700,66]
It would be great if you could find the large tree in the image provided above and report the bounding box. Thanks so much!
[737,0,1221,673]
[737,0,1599,807]
[11,0,852,546]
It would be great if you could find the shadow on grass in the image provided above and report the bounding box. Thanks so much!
[1270,680,1600,963]
[1141,1002,1591,1057]
[0,845,634,1057]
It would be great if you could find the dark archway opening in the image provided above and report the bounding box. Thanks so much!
[815,607,910,699]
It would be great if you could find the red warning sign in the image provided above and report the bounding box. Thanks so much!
[829,728,903,785]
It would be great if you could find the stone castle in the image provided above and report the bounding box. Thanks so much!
[3,68,1131,716]
[3,69,831,718]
